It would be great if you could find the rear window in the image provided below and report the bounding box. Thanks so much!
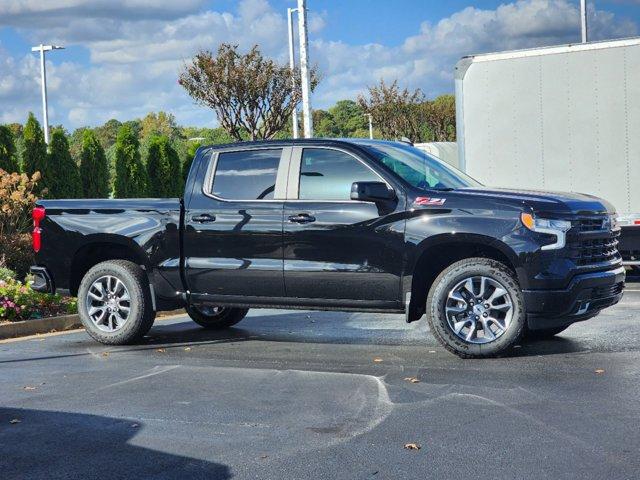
[211,149,281,200]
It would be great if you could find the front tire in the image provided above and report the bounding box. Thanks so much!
[77,260,155,345]
[186,305,248,329]
[426,258,525,358]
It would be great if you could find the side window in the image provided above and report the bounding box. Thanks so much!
[298,148,380,200]
[211,149,281,200]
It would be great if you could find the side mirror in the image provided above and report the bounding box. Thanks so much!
[350,181,395,202]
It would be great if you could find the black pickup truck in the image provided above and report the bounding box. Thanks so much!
[30,139,625,357]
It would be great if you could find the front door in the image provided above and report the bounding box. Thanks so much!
[283,147,405,304]
[184,147,289,299]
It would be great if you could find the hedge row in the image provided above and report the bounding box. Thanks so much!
[1,113,184,199]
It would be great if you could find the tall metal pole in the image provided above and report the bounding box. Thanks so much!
[287,8,299,139]
[38,45,50,144]
[297,0,313,138]
[580,0,588,43]
[32,44,64,145]
[365,113,373,139]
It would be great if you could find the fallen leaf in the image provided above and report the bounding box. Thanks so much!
[184,347,191,351]
[373,358,383,363]
[156,348,166,353]
[404,377,420,384]
[595,369,605,374]
[101,352,110,357]
[404,443,421,450]
[9,419,21,424]
[23,386,37,391]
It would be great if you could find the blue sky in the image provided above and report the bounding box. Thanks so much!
[1,0,639,130]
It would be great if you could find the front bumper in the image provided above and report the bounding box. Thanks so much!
[29,266,55,294]
[524,266,625,330]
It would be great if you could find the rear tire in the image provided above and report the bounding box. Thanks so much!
[77,260,155,345]
[186,305,248,329]
[426,257,525,358]
[524,325,570,340]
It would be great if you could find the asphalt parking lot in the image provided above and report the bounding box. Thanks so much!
[2,284,639,480]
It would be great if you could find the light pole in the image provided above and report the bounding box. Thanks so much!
[580,0,588,43]
[364,113,373,139]
[297,0,313,138]
[31,44,64,144]
[287,7,300,139]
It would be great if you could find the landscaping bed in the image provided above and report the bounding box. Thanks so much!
[0,268,76,324]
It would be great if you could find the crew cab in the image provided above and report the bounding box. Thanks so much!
[30,139,625,357]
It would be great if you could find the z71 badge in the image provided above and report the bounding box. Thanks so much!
[414,197,446,206]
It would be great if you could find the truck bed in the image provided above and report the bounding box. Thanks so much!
[34,198,183,303]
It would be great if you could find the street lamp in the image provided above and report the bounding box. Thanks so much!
[31,44,64,144]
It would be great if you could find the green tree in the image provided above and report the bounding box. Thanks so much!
[140,112,180,142]
[68,127,89,163]
[146,135,181,197]
[0,125,19,173]
[328,100,367,136]
[113,125,147,198]
[22,113,50,193]
[94,119,122,151]
[182,140,203,183]
[47,129,82,199]
[313,110,339,137]
[79,129,110,198]
[423,94,456,141]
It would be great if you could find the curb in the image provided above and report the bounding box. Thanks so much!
[0,309,187,340]
[0,314,82,340]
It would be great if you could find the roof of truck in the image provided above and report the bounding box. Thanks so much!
[203,138,407,151]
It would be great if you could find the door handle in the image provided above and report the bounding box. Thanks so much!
[288,213,316,224]
[191,214,216,223]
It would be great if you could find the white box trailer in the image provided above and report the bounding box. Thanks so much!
[414,142,460,169]
[455,37,640,266]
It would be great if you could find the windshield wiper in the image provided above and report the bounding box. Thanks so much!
[432,187,455,191]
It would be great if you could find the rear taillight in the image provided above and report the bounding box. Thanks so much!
[32,206,45,252]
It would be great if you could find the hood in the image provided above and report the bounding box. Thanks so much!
[455,186,615,216]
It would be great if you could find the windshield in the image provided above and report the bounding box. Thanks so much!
[359,141,482,190]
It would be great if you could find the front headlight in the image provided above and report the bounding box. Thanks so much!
[520,213,571,250]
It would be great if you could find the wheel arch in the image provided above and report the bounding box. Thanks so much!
[69,237,149,296]
[405,233,521,322]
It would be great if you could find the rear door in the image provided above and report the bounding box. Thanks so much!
[282,146,405,304]
[184,147,290,300]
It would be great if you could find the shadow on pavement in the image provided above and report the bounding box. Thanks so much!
[0,408,231,480]
[0,311,589,364]
[145,312,593,358]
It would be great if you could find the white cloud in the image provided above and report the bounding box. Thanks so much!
[313,0,638,99]
[0,0,637,129]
